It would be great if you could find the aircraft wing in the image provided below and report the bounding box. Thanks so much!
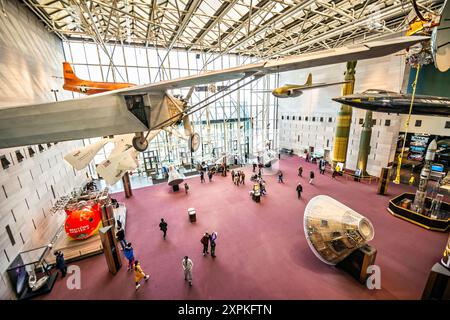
[287,81,351,90]
[0,35,427,149]
[120,36,427,94]
[0,92,150,148]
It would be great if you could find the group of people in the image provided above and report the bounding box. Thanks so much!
[114,217,220,290]
[231,170,245,185]
[200,231,218,258]
[199,169,214,183]
[298,164,315,185]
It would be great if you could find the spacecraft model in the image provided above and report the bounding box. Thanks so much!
[167,166,185,186]
[304,195,375,265]
[412,140,437,214]
[64,201,102,240]
[332,90,450,116]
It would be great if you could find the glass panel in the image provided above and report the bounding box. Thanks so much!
[138,67,150,85]
[99,45,113,65]
[84,43,99,63]
[124,46,137,66]
[88,65,103,81]
[136,47,148,67]
[73,64,90,80]
[102,66,115,82]
[63,42,72,61]
[112,46,125,66]
[127,67,140,84]
[115,67,128,82]
[70,42,86,64]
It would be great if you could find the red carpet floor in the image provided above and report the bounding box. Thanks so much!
[41,156,449,300]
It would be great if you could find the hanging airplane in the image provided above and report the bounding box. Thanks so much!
[0,35,427,185]
[270,73,350,98]
[63,62,136,94]
[332,89,450,116]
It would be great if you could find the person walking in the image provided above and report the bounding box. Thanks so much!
[321,161,326,175]
[208,170,213,182]
[231,170,235,182]
[124,242,135,271]
[54,250,67,278]
[159,218,168,240]
[296,183,303,199]
[201,232,210,256]
[184,182,189,194]
[133,260,150,290]
[298,165,303,177]
[116,226,127,251]
[240,171,245,185]
[182,256,193,286]
[210,232,218,258]
[200,170,205,183]
[309,170,315,184]
[252,163,257,172]
[305,152,310,162]
[278,170,284,183]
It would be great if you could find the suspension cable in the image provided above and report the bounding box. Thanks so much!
[393,63,421,184]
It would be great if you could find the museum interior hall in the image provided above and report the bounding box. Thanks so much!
[0,0,449,301]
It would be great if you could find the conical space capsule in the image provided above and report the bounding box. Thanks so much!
[167,166,185,186]
[304,195,374,265]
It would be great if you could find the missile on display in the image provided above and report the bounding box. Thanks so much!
[412,140,437,213]
[304,195,374,265]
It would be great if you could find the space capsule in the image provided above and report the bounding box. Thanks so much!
[304,195,374,265]
[167,166,185,186]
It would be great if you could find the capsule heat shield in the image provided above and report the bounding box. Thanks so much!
[304,195,374,265]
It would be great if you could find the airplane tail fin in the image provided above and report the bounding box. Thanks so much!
[305,73,312,86]
[63,62,80,82]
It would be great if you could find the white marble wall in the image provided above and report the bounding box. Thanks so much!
[0,1,87,299]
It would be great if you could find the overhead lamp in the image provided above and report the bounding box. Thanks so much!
[38,144,45,152]
[15,150,25,163]
[28,146,36,157]
[1,155,11,169]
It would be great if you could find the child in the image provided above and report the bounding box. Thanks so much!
[124,242,135,271]
[309,171,315,184]
[184,182,189,194]
[134,260,150,290]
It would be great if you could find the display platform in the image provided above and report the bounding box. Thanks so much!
[388,192,450,232]
[20,272,58,300]
[46,204,127,264]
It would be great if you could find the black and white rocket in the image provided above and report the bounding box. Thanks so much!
[412,139,437,214]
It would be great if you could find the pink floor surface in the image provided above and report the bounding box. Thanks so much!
[41,156,448,300]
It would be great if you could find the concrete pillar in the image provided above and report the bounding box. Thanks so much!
[332,61,357,168]
[122,172,133,198]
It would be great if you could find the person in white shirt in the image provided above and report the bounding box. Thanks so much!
[182,256,193,286]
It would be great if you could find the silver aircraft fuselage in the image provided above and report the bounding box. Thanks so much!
[332,89,450,116]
